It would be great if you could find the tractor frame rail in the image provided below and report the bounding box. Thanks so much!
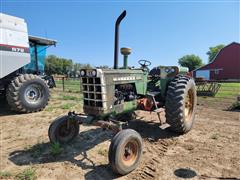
[67,111,126,133]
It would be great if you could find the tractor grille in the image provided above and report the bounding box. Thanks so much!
[81,77,105,108]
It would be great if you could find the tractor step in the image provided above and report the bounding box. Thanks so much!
[146,92,160,110]
[147,91,160,96]
[154,108,165,125]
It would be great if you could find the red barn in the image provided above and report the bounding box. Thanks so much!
[193,42,240,80]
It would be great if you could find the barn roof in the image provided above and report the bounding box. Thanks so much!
[193,42,240,72]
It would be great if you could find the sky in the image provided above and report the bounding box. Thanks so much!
[1,0,239,68]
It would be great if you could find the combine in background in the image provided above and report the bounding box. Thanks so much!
[0,13,56,113]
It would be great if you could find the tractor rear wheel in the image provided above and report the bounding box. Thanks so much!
[108,129,143,175]
[6,74,49,113]
[48,115,79,144]
[165,75,197,134]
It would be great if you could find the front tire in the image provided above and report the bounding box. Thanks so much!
[48,115,79,144]
[165,75,197,134]
[108,129,143,175]
[6,74,49,113]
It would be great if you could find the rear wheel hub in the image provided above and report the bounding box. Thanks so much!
[24,84,43,104]
[185,89,194,122]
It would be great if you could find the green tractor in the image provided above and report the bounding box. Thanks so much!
[48,11,197,175]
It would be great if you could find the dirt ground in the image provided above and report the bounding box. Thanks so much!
[0,91,239,180]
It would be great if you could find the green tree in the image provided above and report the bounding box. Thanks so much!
[178,54,203,71]
[45,55,73,75]
[206,44,225,63]
[45,55,93,75]
[81,63,92,69]
[98,65,110,69]
[45,55,59,74]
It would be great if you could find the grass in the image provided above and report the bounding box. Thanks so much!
[59,103,75,110]
[50,142,62,156]
[30,144,44,158]
[197,83,239,98]
[197,83,239,108]
[16,167,36,180]
[58,94,82,101]
[55,80,81,93]
[1,168,36,180]
[0,171,12,178]
[61,95,77,100]
[45,106,55,112]
[215,83,240,98]
[229,101,240,110]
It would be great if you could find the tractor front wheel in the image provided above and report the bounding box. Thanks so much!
[108,129,143,175]
[165,75,197,134]
[48,115,79,144]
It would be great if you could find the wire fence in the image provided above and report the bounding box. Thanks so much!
[55,78,81,93]
[54,77,240,109]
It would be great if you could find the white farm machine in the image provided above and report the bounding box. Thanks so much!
[0,13,56,113]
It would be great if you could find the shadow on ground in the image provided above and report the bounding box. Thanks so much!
[8,117,179,179]
[0,98,18,116]
[174,168,197,179]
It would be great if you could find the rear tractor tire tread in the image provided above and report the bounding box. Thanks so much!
[165,75,197,134]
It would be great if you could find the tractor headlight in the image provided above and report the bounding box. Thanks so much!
[80,70,86,76]
[165,67,170,73]
[170,67,175,73]
[91,70,97,76]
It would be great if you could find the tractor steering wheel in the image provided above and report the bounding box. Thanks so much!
[138,59,151,68]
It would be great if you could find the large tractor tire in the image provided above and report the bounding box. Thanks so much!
[6,74,49,113]
[108,129,143,175]
[165,75,197,134]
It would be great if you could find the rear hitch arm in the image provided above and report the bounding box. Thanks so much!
[67,111,85,127]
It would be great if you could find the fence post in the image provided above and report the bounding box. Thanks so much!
[62,77,65,92]
[79,78,82,92]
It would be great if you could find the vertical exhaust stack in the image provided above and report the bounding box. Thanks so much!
[114,10,126,69]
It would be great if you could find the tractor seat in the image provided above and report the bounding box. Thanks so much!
[148,67,161,79]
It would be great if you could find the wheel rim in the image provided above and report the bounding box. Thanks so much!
[57,121,76,142]
[121,140,138,167]
[184,89,194,122]
[24,84,43,104]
